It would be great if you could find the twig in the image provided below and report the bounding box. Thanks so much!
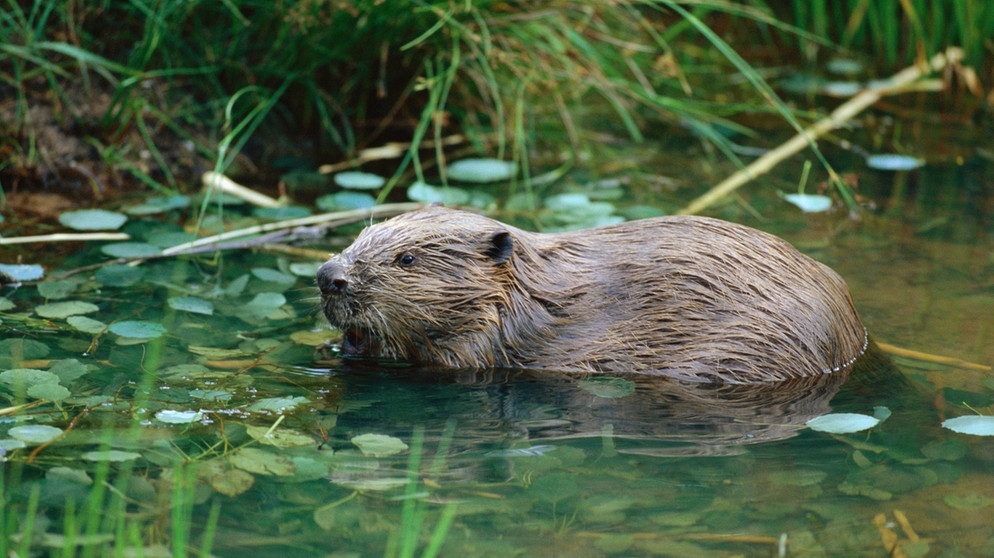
[202,172,283,208]
[876,341,991,372]
[317,134,467,174]
[678,47,964,215]
[159,203,421,257]
[0,232,131,245]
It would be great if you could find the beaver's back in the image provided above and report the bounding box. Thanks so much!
[505,215,867,382]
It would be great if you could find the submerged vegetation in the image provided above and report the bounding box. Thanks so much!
[2,1,994,556]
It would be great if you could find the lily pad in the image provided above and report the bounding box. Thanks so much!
[100,242,162,258]
[246,424,315,448]
[407,181,470,205]
[27,383,71,402]
[37,279,82,299]
[247,396,309,414]
[941,415,994,436]
[59,209,128,231]
[35,301,99,319]
[125,195,190,215]
[254,206,312,220]
[944,493,994,510]
[167,296,215,316]
[109,320,167,339]
[251,268,297,285]
[0,264,45,281]
[316,191,377,211]
[81,450,142,462]
[0,339,51,359]
[447,158,516,183]
[155,409,204,424]
[230,447,296,476]
[351,433,408,457]
[334,171,385,190]
[0,369,61,391]
[67,315,108,334]
[806,413,880,433]
[783,193,833,213]
[8,425,64,444]
[94,264,145,287]
[866,154,924,171]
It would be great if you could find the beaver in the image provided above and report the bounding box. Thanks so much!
[317,206,868,383]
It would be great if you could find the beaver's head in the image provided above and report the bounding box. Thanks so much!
[317,207,515,367]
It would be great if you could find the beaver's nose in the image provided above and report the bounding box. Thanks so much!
[317,260,348,295]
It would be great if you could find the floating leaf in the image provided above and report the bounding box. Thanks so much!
[251,268,297,285]
[783,193,833,213]
[351,433,408,457]
[8,425,63,444]
[36,300,100,319]
[146,230,198,249]
[826,58,864,76]
[37,279,82,299]
[59,209,127,231]
[0,297,14,311]
[806,413,880,433]
[866,154,924,171]
[189,389,232,402]
[230,447,296,476]
[100,242,161,258]
[944,493,994,510]
[873,406,892,421]
[50,359,89,383]
[155,409,204,424]
[0,339,50,359]
[289,261,322,277]
[27,383,71,402]
[204,460,255,497]
[0,369,60,392]
[254,206,312,219]
[529,472,581,503]
[109,320,167,339]
[279,456,330,483]
[0,439,27,452]
[247,396,309,414]
[407,181,470,205]
[81,450,142,462]
[167,296,214,316]
[239,292,288,322]
[67,315,107,334]
[334,171,385,190]
[941,415,994,436]
[545,193,592,211]
[316,191,377,211]
[94,264,145,287]
[125,195,190,216]
[0,264,45,281]
[579,377,636,399]
[447,158,516,183]
[246,424,315,448]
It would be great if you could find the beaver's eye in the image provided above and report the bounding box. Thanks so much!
[396,253,416,267]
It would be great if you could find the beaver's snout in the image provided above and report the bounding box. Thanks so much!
[317,259,348,295]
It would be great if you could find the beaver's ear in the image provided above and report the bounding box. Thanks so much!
[483,230,513,264]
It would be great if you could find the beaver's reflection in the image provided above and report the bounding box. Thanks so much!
[332,343,905,457]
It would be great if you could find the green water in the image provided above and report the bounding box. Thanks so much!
[2,161,993,557]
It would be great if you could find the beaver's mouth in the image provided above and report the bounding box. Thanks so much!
[341,327,372,356]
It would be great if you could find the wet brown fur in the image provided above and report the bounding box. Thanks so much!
[317,206,867,383]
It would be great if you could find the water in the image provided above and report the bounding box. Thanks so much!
[1,159,992,557]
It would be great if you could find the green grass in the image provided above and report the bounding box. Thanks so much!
[2,1,988,212]
[789,0,994,68]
